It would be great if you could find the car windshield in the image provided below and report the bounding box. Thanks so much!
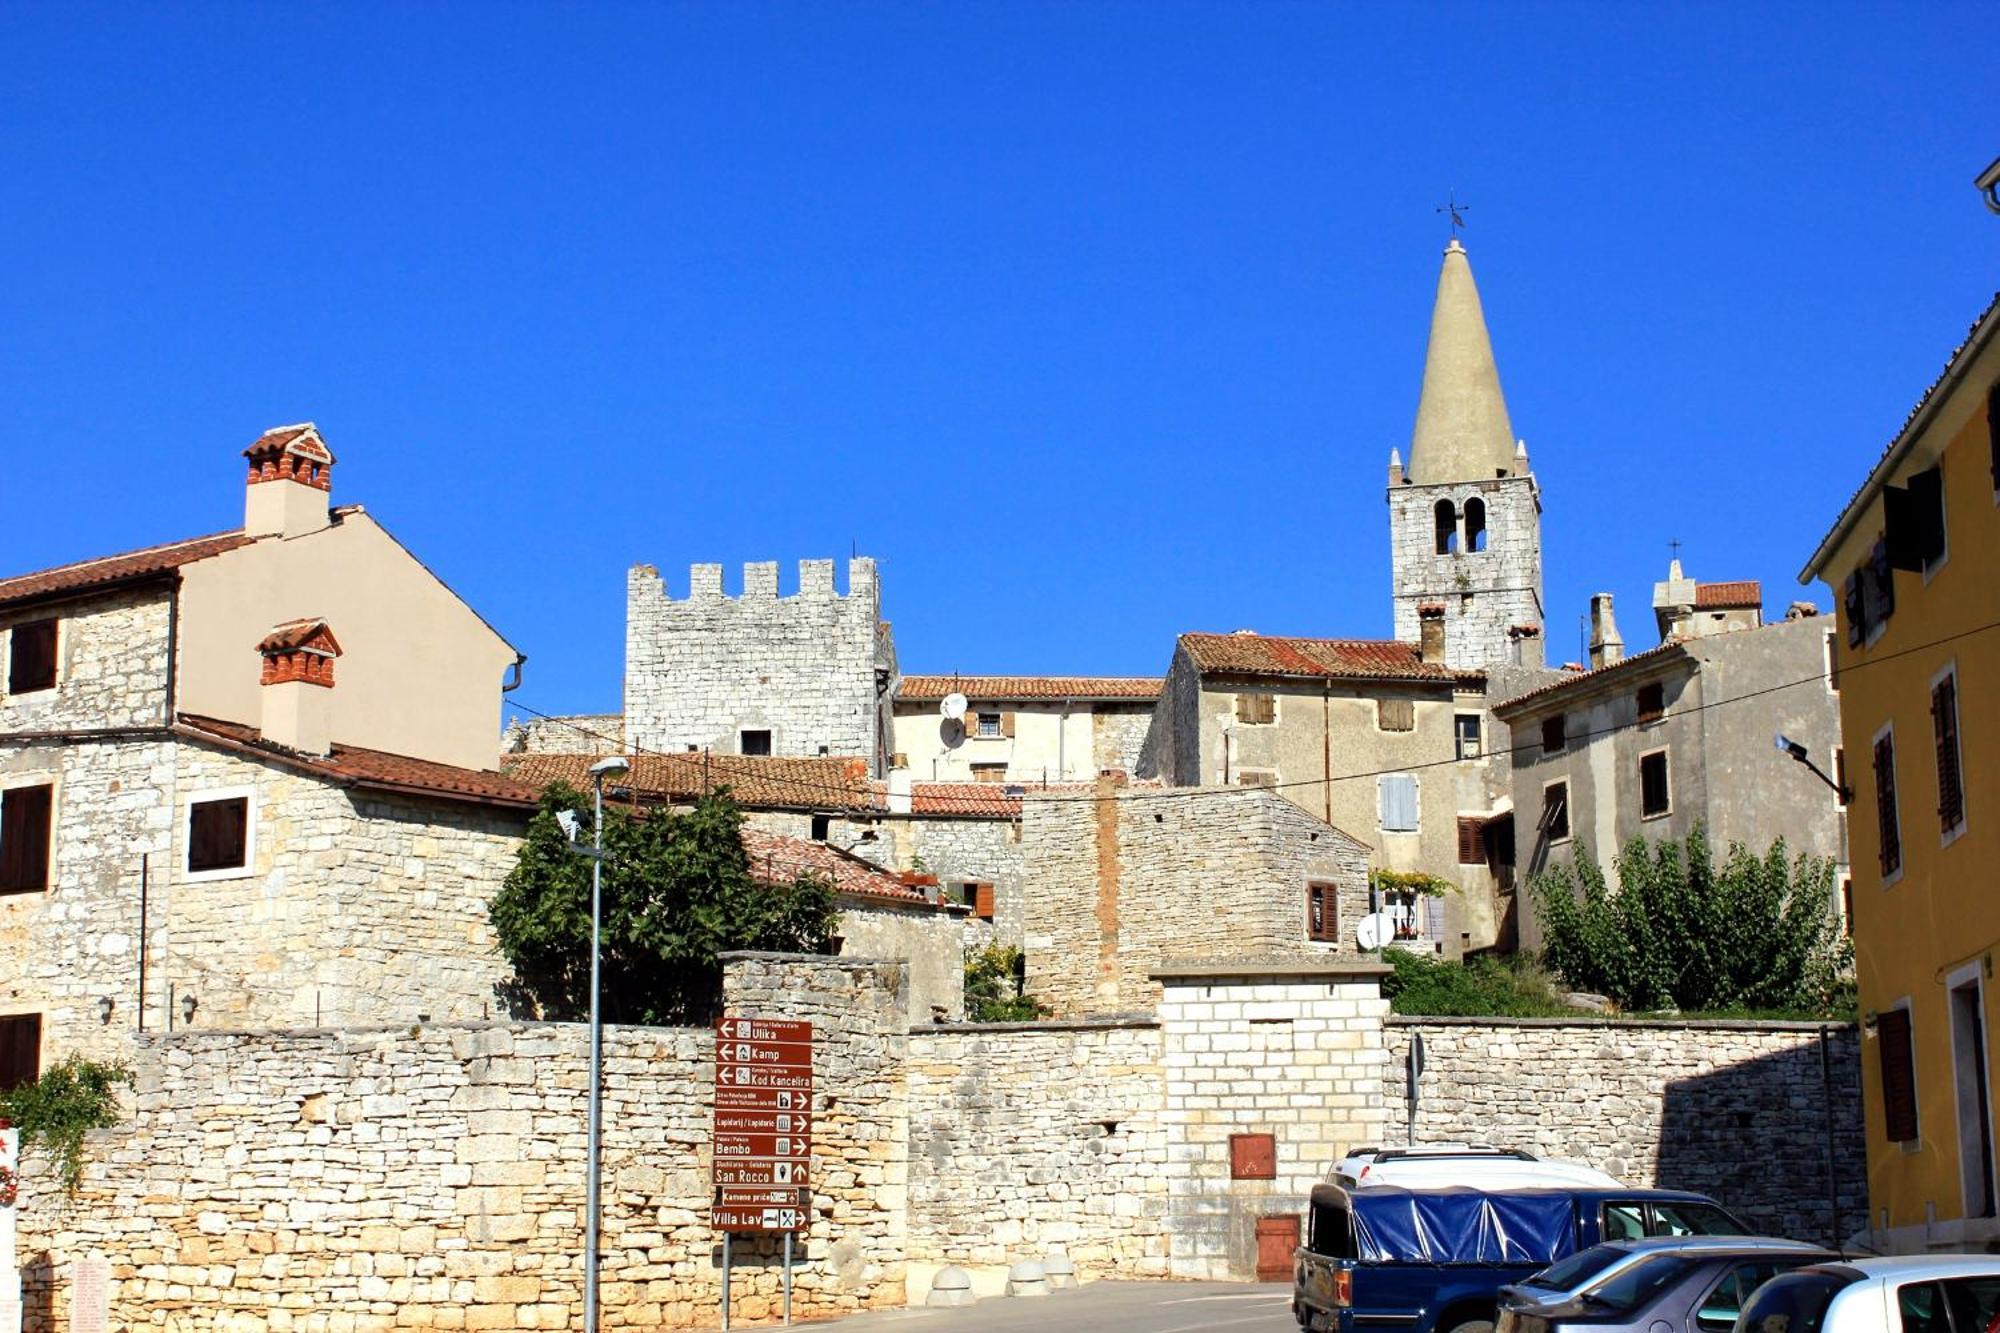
[1736,1270,1860,1333]
[1527,1248,1631,1292]
[1583,1255,1699,1313]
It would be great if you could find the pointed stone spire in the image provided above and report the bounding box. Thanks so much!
[1407,239,1518,485]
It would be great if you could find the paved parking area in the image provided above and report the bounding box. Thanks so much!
[808,1280,1296,1333]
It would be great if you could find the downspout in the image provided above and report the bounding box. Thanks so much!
[1322,685,1333,825]
[1059,697,1070,782]
[502,653,526,692]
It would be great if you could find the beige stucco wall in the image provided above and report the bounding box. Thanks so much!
[176,510,519,771]
[891,700,1153,784]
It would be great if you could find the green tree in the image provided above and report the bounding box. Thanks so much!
[1529,825,1851,1015]
[963,945,1047,1022]
[490,783,839,1026]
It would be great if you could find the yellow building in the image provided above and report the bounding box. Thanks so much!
[1802,292,2000,1251]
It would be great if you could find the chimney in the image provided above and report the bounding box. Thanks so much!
[1417,603,1447,664]
[258,619,342,756]
[244,423,334,540]
[1588,594,1624,669]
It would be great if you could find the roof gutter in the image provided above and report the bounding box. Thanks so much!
[1799,297,2000,584]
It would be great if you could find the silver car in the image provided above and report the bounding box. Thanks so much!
[1504,1238,1834,1313]
[1735,1256,2000,1333]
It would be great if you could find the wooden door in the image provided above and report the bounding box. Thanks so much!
[1255,1214,1300,1282]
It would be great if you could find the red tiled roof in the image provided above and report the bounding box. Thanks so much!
[740,829,934,906]
[897,675,1161,702]
[175,714,540,808]
[1694,581,1761,610]
[1490,641,1690,717]
[504,751,876,812]
[1179,632,1470,683]
[906,782,1023,817]
[0,529,258,607]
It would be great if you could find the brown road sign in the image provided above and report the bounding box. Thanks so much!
[713,1133,811,1160]
[716,1064,812,1092]
[714,1109,811,1136]
[715,1038,813,1067]
[716,1017,812,1044]
[715,1085,810,1111]
[713,1159,810,1187]
[713,1204,807,1232]
[717,1187,808,1209]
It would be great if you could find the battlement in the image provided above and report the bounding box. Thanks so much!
[628,557,877,604]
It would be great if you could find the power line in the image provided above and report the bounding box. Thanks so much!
[502,615,2000,812]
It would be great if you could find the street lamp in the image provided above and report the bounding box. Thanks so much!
[1774,733,1851,803]
[560,754,629,1333]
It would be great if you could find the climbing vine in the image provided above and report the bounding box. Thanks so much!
[0,1056,132,1195]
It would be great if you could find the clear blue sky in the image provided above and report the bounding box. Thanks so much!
[2,4,1993,721]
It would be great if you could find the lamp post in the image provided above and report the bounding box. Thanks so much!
[1774,733,1851,803]
[559,755,630,1333]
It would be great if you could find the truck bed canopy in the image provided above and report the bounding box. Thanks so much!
[1348,1187,1578,1266]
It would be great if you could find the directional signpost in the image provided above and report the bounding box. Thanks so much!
[713,1015,813,1329]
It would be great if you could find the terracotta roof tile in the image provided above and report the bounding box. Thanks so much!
[739,829,935,906]
[1179,632,1467,683]
[1694,581,1762,610]
[257,618,342,655]
[504,751,876,812]
[897,675,1161,702]
[175,714,539,808]
[1491,641,1690,716]
[0,529,258,607]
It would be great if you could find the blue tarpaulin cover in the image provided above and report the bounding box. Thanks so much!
[1349,1188,1578,1266]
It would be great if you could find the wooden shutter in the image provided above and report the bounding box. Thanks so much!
[1306,882,1337,941]
[1844,572,1865,647]
[0,784,53,894]
[973,883,995,921]
[1874,734,1901,876]
[1878,1006,1918,1143]
[1636,682,1665,724]
[189,797,249,873]
[0,1012,41,1091]
[1000,711,1016,738]
[1934,675,1964,831]
[1378,698,1415,732]
[7,619,57,694]
[1230,1133,1277,1180]
[1456,816,1484,865]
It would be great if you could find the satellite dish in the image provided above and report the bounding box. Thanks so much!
[1356,912,1392,952]
[940,693,969,721]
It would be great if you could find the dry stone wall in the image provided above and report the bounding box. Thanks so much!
[1384,1018,1866,1246]
[0,587,174,732]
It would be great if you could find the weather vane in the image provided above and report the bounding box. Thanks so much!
[1437,190,1469,238]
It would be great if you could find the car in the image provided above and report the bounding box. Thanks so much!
[1334,1145,1626,1191]
[1734,1256,2000,1333]
[1502,1237,1833,1313]
[1493,1243,1837,1333]
[1294,1182,1755,1333]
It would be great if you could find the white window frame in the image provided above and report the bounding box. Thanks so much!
[183,784,258,884]
[1933,661,1969,849]
[1454,712,1482,761]
[0,772,60,897]
[1542,777,1572,845]
[1922,464,1951,586]
[1875,720,1904,889]
[1638,746,1672,822]
[1,615,63,699]
[1944,961,1995,1213]
[974,712,1002,739]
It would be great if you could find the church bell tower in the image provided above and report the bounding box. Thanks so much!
[1387,239,1546,669]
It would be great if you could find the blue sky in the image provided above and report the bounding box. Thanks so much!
[2,3,1993,720]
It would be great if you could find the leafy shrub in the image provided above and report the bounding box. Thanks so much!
[1,1056,131,1194]
[964,945,1048,1022]
[1382,950,1576,1017]
[1529,825,1850,1015]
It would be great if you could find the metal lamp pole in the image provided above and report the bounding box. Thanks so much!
[575,756,629,1333]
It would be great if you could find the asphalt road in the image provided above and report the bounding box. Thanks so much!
[810,1281,1297,1333]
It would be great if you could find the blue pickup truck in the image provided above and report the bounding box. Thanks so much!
[1293,1183,1750,1333]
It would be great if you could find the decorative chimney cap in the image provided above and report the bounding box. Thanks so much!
[244,423,335,490]
[1417,602,1447,618]
[258,618,342,657]
[1507,623,1542,638]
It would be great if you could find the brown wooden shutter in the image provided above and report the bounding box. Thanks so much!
[7,619,58,694]
[0,1012,41,1091]
[1456,817,1484,865]
[1843,572,1865,647]
[189,797,249,873]
[1379,698,1415,732]
[973,883,995,921]
[1000,711,1016,738]
[1878,1006,1918,1143]
[1636,682,1665,724]
[1874,734,1901,876]
[0,784,53,894]
[1306,883,1338,941]
[1934,675,1963,831]
[1230,1132,1277,1179]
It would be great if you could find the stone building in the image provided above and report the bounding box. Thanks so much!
[890,674,1159,784]
[624,558,897,773]
[1653,562,1768,642]
[1493,606,1847,951]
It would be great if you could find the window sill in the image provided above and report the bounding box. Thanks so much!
[0,886,49,899]
[1641,809,1671,823]
[1882,865,1905,890]
[1942,820,1968,850]
[184,865,254,885]
[1,685,58,700]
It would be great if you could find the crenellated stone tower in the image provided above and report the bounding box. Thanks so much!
[1388,239,1545,669]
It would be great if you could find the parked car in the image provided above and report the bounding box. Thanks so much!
[1735,1256,2000,1333]
[1502,1237,1833,1313]
[1334,1145,1625,1191]
[1493,1244,1835,1333]
[1294,1183,1754,1333]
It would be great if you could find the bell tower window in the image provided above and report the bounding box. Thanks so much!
[1434,500,1459,554]
[1464,497,1487,552]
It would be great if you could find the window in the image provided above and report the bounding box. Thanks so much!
[1739,1270,1860,1333]
[1640,750,1671,819]
[0,1012,40,1091]
[975,712,1002,738]
[1237,770,1277,788]
[1835,748,1849,807]
[962,882,995,921]
[1884,465,1947,575]
[1941,1276,2000,1333]
[1874,727,1903,879]
[1378,774,1418,833]
[1434,499,1458,554]
[187,796,249,874]
[809,815,830,842]
[1377,698,1415,732]
[1933,670,1965,837]
[1306,882,1339,942]
[0,783,53,895]
[1464,497,1487,552]
[739,729,772,756]
[1899,1281,1951,1333]
[970,763,1008,784]
[1541,715,1567,754]
[1636,681,1665,724]
[1454,713,1482,759]
[1826,630,1840,692]
[1878,1004,1918,1143]
[1456,816,1486,865]
[6,619,57,695]
[1235,693,1275,725]
[1542,780,1570,842]
[1698,1264,1797,1333]
[1841,879,1854,936]
[1844,539,1896,647]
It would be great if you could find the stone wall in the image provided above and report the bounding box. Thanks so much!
[500,715,624,755]
[1022,779,1371,1016]
[625,560,890,771]
[834,902,965,1022]
[0,586,174,732]
[12,954,909,1331]
[906,1020,1169,1276]
[1388,473,1544,669]
[1384,1017,1867,1246]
